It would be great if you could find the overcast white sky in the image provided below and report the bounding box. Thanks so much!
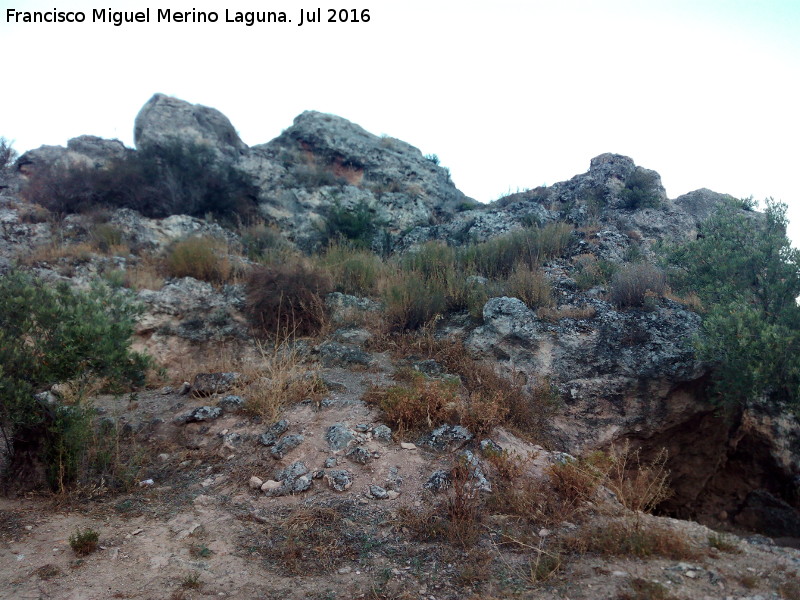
[2,1,799,238]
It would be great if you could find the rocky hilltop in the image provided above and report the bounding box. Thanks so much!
[0,95,799,599]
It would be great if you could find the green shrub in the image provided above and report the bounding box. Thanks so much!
[0,271,149,490]
[246,259,333,337]
[21,139,257,221]
[609,263,666,308]
[69,528,99,556]
[621,168,662,210]
[326,199,380,249]
[666,200,800,409]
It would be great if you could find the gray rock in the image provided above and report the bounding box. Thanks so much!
[265,462,312,496]
[424,470,452,493]
[324,457,338,468]
[258,420,289,447]
[345,446,372,465]
[369,485,389,499]
[372,424,392,443]
[325,292,382,324]
[317,341,373,368]
[460,450,492,493]
[270,434,304,459]
[412,359,444,376]
[419,424,473,451]
[326,423,355,451]
[174,406,222,424]
[480,439,502,455]
[134,93,247,158]
[217,395,245,412]
[276,461,309,482]
[190,372,240,397]
[325,469,353,492]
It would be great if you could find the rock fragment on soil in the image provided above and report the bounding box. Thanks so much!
[419,424,473,450]
[369,485,389,499]
[373,424,392,442]
[191,372,240,396]
[424,470,451,493]
[326,423,355,451]
[218,395,245,412]
[258,420,289,447]
[345,446,372,465]
[174,406,222,424]
[270,434,304,459]
[325,469,353,492]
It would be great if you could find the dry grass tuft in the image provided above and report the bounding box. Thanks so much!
[165,236,241,284]
[605,442,671,513]
[565,517,698,560]
[617,577,677,600]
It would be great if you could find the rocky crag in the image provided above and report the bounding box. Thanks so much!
[0,94,799,599]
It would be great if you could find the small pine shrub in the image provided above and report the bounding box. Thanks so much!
[69,528,99,556]
[326,199,379,248]
[609,262,667,308]
[246,259,333,337]
[621,168,662,210]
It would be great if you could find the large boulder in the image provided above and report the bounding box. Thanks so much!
[133,93,248,157]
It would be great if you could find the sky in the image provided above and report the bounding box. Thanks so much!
[1,0,799,238]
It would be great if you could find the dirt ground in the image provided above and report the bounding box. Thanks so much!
[1,357,799,600]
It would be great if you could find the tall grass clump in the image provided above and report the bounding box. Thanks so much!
[165,236,237,284]
[609,262,667,308]
[503,262,554,309]
[246,258,333,337]
[319,243,387,296]
[461,222,572,278]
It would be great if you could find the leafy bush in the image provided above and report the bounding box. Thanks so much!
[609,262,667,308]
[666,200,800,408]
[69,528,99,556]
[0,271,149,489]
[246,259,333,337]
[21,139,257,220]
[325,199,380,249]
[620,168,662,210]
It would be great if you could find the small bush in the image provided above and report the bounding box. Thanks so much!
[708,532,740,553]
[621,168,662,210]
[239,222,288,262]
[461,223,572,278]
[566,518,697,560]
[609,263,667,308]
[363,372,458,435]
[165,236,236,284]
[326,199,380,248]
[69,528,99,556]
[605,442,671,514]
[0,271,150,490]
[320,244,386,296]
[503,263,553,309]
[382,270,448,331]
[246,260,332,337]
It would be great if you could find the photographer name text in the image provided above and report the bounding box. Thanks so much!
[5,7,371,27]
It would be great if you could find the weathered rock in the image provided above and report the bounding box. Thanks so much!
[480,439,502,455]
[345,446,372,465]
[326,423,355,451]
[218,395,245,412]
[373,425,393,443]
[190,372,240,397]
[369,485,389,499]
[325,469,353,492]
[258,420,289,447]
[734,490,800,538]
[270,434,304,459]
[317,341,373,368]
[424,470,452,493]
[174,406,222,424]
[325,292,382,325]
[412,359,444,376]
[248,476,263,490]
[134,93,247,158]
[419,424,473,451]
[460,450,491,493]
